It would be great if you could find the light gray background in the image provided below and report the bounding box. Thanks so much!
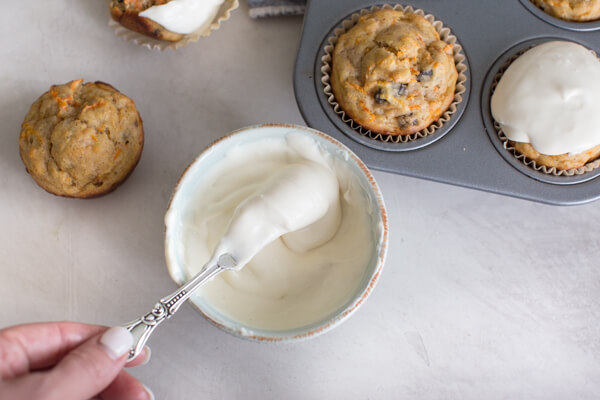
[1,1,599,399]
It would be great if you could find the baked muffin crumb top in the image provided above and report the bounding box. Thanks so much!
[19,80,144,198]
[330,9,458,136]
[531,0,600,22]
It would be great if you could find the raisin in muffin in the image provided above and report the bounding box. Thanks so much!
[330,9,458,136]
[531,0,600,22]
[110,0,184,42]
[19,80,144,198]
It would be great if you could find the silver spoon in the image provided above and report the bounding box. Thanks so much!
[121,253,237,361]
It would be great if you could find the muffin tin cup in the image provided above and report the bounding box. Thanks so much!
[319,3,470,152]
[520,0,600,32]
[294,0,600,205]
[481,37,600,185]
[108,0,239,51]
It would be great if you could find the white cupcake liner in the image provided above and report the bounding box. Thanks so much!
[108,0,239,51]
[491,47,600,176]
[321,3,468,143]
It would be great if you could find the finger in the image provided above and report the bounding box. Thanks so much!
[125,346,151,368]
[0,322,106,379]
[1,327,133,400]
[98,370,154,400]
[41,326,133,400]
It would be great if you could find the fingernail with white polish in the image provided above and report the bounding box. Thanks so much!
[100,326,133,360]
[143,384,155,400]
[141,346,152,365]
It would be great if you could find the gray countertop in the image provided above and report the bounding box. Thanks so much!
[1,1,599,399]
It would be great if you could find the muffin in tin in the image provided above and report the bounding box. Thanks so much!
[531,0,600,22]
[491,41,600,171]
[19,80,144,198]
[330,9,458,136]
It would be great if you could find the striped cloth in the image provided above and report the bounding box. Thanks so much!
[246,0,306,18]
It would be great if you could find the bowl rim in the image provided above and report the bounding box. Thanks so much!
[164,123,389,342]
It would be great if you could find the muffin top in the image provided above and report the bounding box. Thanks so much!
[110,0,184,42]
[110,0,226,42]
[491,41,600,170]
[491,42,600,155]
[531,0,600,22]
[330,9,458,136]
[19,80,144,198]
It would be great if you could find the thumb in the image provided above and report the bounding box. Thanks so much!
[44,326,133,400]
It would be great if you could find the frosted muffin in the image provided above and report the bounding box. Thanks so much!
[531,0,600,22]
[491,41,600,170]
[330,9,458,136]
[19,80,144,198]
[110,0,225,42]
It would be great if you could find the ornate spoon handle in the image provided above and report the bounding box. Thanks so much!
[121,254,237,361]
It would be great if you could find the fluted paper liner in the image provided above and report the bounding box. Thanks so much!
[490,47,600,176]
[108,0,239,51]
[321,4,468,143]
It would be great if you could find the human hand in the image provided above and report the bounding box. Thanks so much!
[0,322,153,400]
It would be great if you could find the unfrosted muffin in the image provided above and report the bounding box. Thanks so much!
[330,9,458,136]
[531,0,600,22]
[19,80,144,198]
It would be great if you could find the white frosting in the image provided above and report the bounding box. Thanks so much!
[180,133,374,331]
[207,155,341,269]
[491,41,600,156]
[139,0,224,35]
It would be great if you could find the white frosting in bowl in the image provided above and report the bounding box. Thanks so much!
[206,142,342,269]
[139,0,225,35]
[491,41,600,156]
[164,125,387,338]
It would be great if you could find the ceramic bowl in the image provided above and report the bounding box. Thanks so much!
[164,123,388,342]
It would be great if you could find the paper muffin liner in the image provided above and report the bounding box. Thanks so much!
[490,47,600,176]
[321,4,468,143]
[108,0,239,51]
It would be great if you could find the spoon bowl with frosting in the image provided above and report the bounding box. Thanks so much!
[164,124,388,342]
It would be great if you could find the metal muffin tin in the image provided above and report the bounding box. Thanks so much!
[293,0,600,205]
